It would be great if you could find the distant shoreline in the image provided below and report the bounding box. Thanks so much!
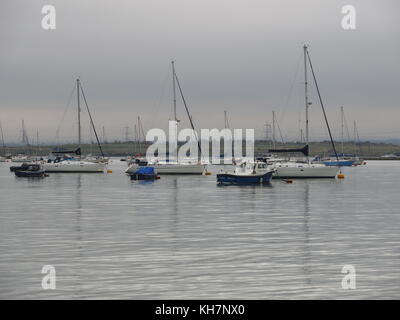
[2,140,400,159]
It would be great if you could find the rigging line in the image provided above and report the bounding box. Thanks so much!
[139,118,145,142]
[149,64,172,130]
[354,122,363,155]
[306,49,340,164]
[274,116,285,144]
[330,111,341,144]
[79,82,105,158]
[174,72,202,159]
[55,83,76,146]
[279,50,303,126]
[0,120,6,155]
[343,111,351,143]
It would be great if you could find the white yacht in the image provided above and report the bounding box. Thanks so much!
[273,161,339,179]
[43,79,106,173]
[126,60,206,175]
[43,158,105,173]
[270,45,340,179]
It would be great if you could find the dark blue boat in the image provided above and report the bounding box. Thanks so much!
[217,171,274,185]
[14,164,46,178]
[129,166,159,181]
[10,163,31,172]
[217,162,275,185]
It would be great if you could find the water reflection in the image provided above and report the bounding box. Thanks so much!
[301,182,312,286]
[1,161,400,299]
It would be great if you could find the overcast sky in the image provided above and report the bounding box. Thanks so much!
[0,0,399,143]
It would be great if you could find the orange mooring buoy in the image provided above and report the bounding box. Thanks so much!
[338,172,345,179]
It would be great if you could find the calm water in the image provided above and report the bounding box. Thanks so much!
[1,160,400,299]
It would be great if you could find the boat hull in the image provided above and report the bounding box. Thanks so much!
[274,166,339,179]
[130,173,158,180]
[43,161,105,173]
[323,160,355,167]
[217,171,274,185]
[10,163,31,172]
[15,170,46,178]
[126,163,204,175]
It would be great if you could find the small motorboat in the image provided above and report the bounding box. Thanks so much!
[10,163,31,172]
[217,161,275,185]
[129,166,159,181]
[14,164,47,178]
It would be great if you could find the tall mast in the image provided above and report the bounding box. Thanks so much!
[133,123,137,154]
[89,121,93,154]
[174,64,203,160]
[224,110,230,129]
[353,120,357,156]
[137,116,141,154]
[272,110,276,149]
[22,119,25,145]
[22,119,30,146]
[172,60,177,122]
[304,45,309,147]
[306,45,340,165]
[124,125,129,142]
[77,78,81,158]
[341,106,344,155]
[0,120,5,156]
[36,129,40,156]
[171,60,179,162]
[264,122,268,140]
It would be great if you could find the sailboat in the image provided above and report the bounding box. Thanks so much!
[11,120,35,163]
[271,45,340,179]
[126,61,205,175]
[0,122,7,161]
[322,106,355,167]
[351,120,365,166]
[43,79,106,173]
